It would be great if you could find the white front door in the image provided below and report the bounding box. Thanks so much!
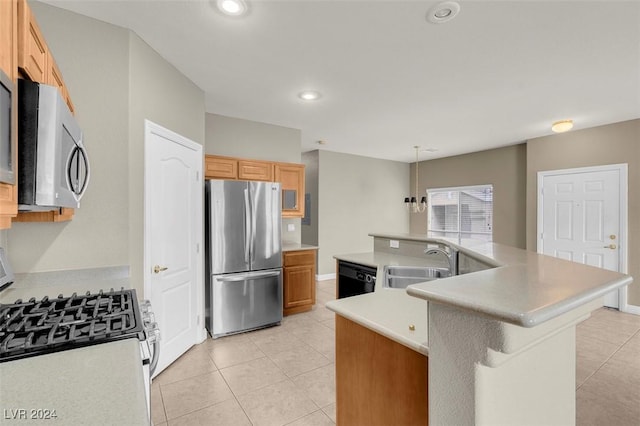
[144,120,203,376]
[538,165,627,308]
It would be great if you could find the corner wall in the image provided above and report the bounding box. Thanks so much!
[316,150,409,275]
[7,3,131,272]
[526,119,640,305]
[409,144,527,249]
[7,4,206,296]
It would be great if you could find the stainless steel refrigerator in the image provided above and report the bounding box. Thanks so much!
[205,179,283,338]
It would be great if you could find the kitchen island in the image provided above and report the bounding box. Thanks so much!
[327,233,633,426]
[0,267,150,425]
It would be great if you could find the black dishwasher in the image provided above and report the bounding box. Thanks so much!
[337,261,377,299]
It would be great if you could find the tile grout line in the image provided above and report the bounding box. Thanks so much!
[575,320,640,391]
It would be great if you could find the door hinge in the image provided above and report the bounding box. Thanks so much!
[196,171,200,181]
[197,315,200,326]
[540,233,544,240]
[541,187,544,195]
[196,243,200,254]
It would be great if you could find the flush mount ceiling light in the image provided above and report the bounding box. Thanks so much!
[551,119,574,133]
[427,1,461,24]
[216,0,248,16]
[298,91,321,101]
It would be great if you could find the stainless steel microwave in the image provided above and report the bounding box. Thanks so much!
[18,79,90,210]
[0,69,14,185]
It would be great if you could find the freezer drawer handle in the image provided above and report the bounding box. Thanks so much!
[153,265,168,274]
[217,271,281,282]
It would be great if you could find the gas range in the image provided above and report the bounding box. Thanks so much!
[0,288,151,363]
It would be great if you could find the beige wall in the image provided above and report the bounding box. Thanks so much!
[410,144,527,249]
[316,150,409,275]
[127,32,205,289]
[8,4,206,296]
[8,3,131,272]
[526,119,640,305]
[205,113,303,244]
[205,114,301,163]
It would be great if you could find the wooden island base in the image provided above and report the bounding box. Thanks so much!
[335,315,428,426]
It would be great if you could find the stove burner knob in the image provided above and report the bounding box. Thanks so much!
[142,311,155,324]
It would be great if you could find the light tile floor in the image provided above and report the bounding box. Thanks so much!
[151,279,640,426]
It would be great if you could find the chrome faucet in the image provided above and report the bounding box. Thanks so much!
[424,247,459,276]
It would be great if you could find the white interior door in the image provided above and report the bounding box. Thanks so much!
[538,165,626,308]
[144,120,203,376]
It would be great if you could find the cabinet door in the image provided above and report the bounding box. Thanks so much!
[274,163,305,218]
[18,0,47,83]
[284,265,315,309]
[205,155,237,179]
[0,0,17,230]
[238,160,273,181]
[46,53,75,116]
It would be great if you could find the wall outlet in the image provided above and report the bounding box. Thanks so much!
[390,240,400,249]
[287,224,295,232]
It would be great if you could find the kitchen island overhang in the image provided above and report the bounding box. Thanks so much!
[328,234,633,426]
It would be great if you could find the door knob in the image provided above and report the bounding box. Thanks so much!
[603,244,617,250]
[153,265,168,274]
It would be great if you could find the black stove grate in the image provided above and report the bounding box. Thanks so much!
[0,288,145,362]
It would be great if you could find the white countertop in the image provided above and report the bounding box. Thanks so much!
[0,267,148,425]
[327,251,435,354]
[0,339,149,426]
[326,233,632,353]
[327,289,429,355]
[373,234,633,327]
[282,242,318,252]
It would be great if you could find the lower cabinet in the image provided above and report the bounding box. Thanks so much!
[335,315,428,426]
[283,249,316,316]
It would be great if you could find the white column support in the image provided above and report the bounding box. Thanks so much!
[427,299,602,426]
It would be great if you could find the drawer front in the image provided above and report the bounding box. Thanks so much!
[283,250,315,267]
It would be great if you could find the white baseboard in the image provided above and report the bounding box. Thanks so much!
[622,303,640,316]
[316,273,336,281]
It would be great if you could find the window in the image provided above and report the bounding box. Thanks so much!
[427,185,493,243]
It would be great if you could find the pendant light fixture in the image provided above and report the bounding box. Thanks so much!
[404,146,427,213]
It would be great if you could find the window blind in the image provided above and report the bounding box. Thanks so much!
[427,185,493,243]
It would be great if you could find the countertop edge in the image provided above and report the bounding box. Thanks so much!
[326,300,429,356]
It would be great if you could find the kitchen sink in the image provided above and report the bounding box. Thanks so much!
[382,265,451,289]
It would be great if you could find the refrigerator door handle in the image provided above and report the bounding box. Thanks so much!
[244,188,251,264]
[217,270,281,282]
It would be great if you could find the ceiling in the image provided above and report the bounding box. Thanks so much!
[40,0,640,163]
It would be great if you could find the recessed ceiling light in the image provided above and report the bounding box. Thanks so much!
[427,1,460,24]
[216,0,247,16]
[298,91,321,101]
[317,140,327,145]
[551,120,574,133]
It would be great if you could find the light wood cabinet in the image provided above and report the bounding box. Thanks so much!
[11,0,76,224]
[274,163,305,218]
[336,315,428,425]
[205,155,238,179]
[205,156,306,218]
[0,0,18,230]
[238,159,272,181]
[17,0,46,83]
[283,249,316,316]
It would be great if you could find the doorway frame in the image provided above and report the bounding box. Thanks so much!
[537,163,629,312]
[143,119,206,344]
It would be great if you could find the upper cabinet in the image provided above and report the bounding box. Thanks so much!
[0,0,77,229]
[0,0,18,229]
[205,155,305,218]
[238,160,273,182]
[17,0,46,83]
[274,163,305,218]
